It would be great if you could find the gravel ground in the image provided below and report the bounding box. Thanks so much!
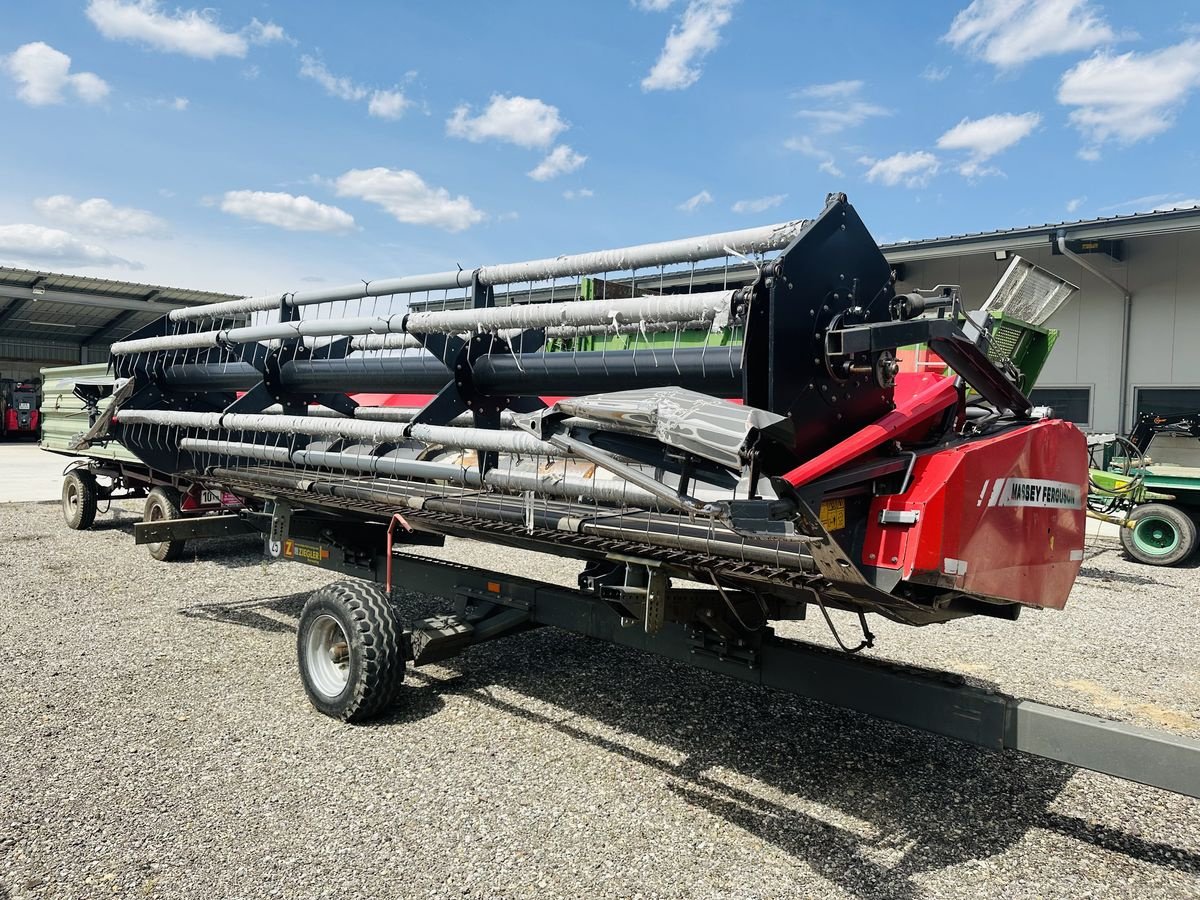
[1,499,1198,900]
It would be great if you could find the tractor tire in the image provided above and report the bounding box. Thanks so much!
[144,486,186,562]
[297,580,405,722]
[1120,503,1198,566]
[62,470,98,530]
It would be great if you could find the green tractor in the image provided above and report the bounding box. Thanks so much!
[1088,414,1200,566]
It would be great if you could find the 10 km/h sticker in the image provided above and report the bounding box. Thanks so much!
[978,478,1083,509]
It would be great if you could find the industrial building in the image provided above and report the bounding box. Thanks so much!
[0,268,240,384]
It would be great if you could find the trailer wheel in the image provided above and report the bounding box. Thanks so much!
[62,470,98,530]
[297,581,405,722]
[1120,503,1197,566]
[144,487,186,561]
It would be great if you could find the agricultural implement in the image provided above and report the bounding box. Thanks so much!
[1088,412,1200,565]
[40,363,243,554]
[84,193,1198,798]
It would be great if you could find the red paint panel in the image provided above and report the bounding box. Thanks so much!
[865,419,1086,609]
[784,373,958,488]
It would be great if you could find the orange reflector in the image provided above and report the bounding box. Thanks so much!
[486,581,502,593]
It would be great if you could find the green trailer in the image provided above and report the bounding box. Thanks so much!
[40,363,241,558]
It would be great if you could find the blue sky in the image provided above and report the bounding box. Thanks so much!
[1,0,1198,295]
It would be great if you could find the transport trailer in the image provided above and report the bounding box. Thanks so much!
[40,363,243,555]
[92,193,1199,798]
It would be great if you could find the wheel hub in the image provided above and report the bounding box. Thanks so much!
[1133,516,1179,555]
[305,614,351,698]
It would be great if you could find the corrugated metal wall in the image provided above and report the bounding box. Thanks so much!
[0,339,81,382]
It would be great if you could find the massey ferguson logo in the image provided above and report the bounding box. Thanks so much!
[981,477,1082,509]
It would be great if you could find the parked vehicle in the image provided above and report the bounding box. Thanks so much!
[1,378,41,438]
[1089,412,1200,565]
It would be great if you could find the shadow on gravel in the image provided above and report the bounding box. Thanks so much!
[1076,565,1167,587]
[193,588,1200,899]
[179,590,308,633]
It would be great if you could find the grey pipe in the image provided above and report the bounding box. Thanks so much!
[181,438,660,507]
[167,219,804,323]
[1056,231,1132,430]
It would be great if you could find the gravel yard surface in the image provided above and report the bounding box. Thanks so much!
[1,499,1198,899]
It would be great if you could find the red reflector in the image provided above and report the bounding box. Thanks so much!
[486,581,502,593]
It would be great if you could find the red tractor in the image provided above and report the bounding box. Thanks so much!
[0,379,40,439]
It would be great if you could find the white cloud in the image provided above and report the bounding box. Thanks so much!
[1077,146,1101,161]
[678,190,713,212]
[783,136,843,177]
[334,168,484,232]
[148,95,188,111]
[861,151,940,188]
[368,89,411,120]
[300,56,410,121]
[633,0,675,10]
[528,145,587,181]
[0,224,138,268]
[3,42,110,106]
[1098,193,1200,214]
[731,194,786,215]
[563,188,594,200]
[799,80,862,99]
[936,112,1041,176]
[943,0,1116,69]
[300,55,367,102]
[796,102,891,133]
[1058,40,1200,151]
[86,0,248,59]
[793,80,890,133]
[446,94,567,148]
[246,18,291,46]
[219,191,356,233]
[1066,196,1086,214]
[35,195,168,237]
[641,0,736,91]
[921,65,951,82]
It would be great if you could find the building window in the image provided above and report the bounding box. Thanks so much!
[1028,387,1091,426]
[1134,387,1200,419]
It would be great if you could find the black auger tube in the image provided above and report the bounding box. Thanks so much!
[155,347,744,397]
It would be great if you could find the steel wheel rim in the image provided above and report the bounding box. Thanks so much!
[65,481,79,513]
[147,500,164,553]
[305,614,351,698]
[1132,516,1179,555]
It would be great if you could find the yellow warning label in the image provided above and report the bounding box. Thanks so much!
[819,498,846,532]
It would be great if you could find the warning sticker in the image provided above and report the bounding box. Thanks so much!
[989,478,1082,509]
[819,498,846,531]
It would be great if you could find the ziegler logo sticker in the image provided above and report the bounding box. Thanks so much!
[979,478,1082,509]
[282,539,329,564]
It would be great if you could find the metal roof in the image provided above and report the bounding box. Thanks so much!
[882,205,1200,263]
[0,266,243,348]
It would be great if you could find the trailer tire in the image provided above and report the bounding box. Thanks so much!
[62,470,98,530]
[1120,503,1197,566]
[297,580,404,722]
[144,487,186,561]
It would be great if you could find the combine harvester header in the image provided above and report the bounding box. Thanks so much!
[89,193,1198,798]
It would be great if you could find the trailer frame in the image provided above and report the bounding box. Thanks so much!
[136,501,1200,800]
